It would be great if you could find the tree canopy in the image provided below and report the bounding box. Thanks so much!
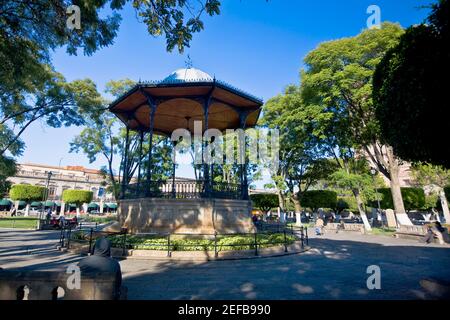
[373,0,449,168]
[62,189,93,206]
[9,184,46,202]
[300,190,337,212]
[250,194,278,214]
[0,0,221,162]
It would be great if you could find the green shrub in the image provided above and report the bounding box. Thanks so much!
[106,233,296,251]
[62,190,93,206]
[250,194,278,213]
[375,187,425,211]
[336,196,358,213]
[9,184,46,202]
[300,190,337,212]
[423,193,439,210]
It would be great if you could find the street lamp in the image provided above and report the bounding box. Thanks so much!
[40,171,53,220]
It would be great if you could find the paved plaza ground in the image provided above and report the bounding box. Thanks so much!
[1,228,449,299]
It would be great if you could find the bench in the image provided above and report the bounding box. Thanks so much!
[0,269,126,300]
[323,223,365,234]
[394,225,446,243]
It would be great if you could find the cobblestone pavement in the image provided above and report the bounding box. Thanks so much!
[1,228,449,299]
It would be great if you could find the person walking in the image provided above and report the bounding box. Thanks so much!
[315,217,324,236]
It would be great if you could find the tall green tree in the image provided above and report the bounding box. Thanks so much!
[330,159,385,230]
[373,0,449,168]
[411,163,450,222]
[300,22,413,224]
[1,0,221,159]
[0,69,104,157]
[261,86,336,216]
[70,79,173,200]
[0,155,17,197]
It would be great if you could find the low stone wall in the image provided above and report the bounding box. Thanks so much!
[120,242,308,261]
[67,240,309,261]
[118,198,255,234]
[323,223,365,234]
[0,269,117,300]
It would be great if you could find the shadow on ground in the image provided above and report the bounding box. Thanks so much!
[121,237,450,300]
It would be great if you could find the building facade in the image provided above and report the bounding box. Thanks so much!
[7,163,116,203]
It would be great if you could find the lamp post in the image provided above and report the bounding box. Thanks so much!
[40,171,53,220]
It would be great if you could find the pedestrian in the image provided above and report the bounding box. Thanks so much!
[46,208,52,222]
[315,217,324,236]
[78,237,123,299]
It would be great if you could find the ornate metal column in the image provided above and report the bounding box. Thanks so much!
[136,130,144,197]
[141,90,158,196]
[121,125,130,199]
[171,140,177,198]
[238,110,250,200]
[202,91,213,197]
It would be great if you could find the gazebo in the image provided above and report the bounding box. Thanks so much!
[109,67,263,234]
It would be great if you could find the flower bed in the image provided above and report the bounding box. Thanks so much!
[71,230,296,252]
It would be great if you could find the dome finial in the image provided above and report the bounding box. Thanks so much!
[185,54,193,69]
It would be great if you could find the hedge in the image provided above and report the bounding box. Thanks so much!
[250,194,278,213]
[375,187,425,211]
[336,196,358,213]
[300,190,337,212]
[62,190,93,206]
[9,184,46,202]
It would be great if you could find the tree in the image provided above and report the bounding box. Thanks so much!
[260,86,336,216]
[250,194,278,215]
[336,196,358,214]
[329,159,384,230]
[1,1,221,160]
[1,70,104,157]
[300,22,413,225]
[9,184,46,216]
[373,0,449,168]
[411,163,450,222]
[0,155,16,196]
[300,190,337,213]
[374,188,425,212]
[70,79,173,200]
[62,189,93,217]
[0,1,221,56]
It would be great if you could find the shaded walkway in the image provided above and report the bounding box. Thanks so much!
[1,229,449,299]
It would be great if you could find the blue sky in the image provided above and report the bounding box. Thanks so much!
[18,0,432,187]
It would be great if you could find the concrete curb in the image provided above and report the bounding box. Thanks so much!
[66,241,311,261]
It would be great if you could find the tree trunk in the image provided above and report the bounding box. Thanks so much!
[438,188,450,223]
[292,195,303,227]
[24,204,30,217]
[277,190,285,212]
[386,147,413,225]
[352,189,372,231]
[76,207,80,218]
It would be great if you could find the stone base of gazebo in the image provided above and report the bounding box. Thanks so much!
[118,198,255,234]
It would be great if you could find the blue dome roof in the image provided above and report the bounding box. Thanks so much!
[162,68,213,83]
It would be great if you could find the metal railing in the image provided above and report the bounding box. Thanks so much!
[62,226,309,257]
[121,179,243,200]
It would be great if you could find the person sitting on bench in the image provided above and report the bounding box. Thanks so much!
[78,237,123,299]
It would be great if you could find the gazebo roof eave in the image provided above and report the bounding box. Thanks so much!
[108,80,263,112]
